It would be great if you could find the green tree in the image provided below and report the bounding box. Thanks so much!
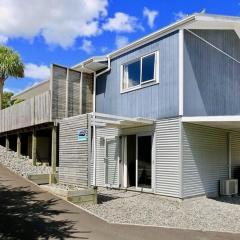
[0,46,24,110]
[2,91,23,109]
[2,91,14,109]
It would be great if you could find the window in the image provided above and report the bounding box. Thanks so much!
[121,51,158,92]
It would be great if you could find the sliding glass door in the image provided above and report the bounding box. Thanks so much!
[136,135,152,189]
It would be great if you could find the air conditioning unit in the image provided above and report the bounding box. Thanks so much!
[220,179,238,196]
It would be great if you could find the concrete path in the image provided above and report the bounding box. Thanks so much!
[0,164,239,240]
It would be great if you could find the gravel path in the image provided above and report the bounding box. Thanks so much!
[82,188,240,233]
[0,145,51,177]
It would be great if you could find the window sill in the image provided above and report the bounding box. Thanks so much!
[120,81,159,94]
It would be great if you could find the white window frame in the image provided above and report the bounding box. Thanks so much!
[120,51,159,93]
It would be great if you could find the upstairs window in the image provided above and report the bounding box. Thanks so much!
[121,51,159,92]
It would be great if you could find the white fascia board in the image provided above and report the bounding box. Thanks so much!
[72,13,240,71]
[182,116,240,122]
[72,14,197,70]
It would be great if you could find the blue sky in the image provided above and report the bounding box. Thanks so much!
[1,0,240,94]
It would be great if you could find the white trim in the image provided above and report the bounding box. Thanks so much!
[120,51,159,93]
[228,133,232,179]
[79,72,83,114]
[72,15,197,70]
[65,68,69,118]
[123,136,128,188]
[179,29,184,116]
[73,13,240,72]
[182,115,240,122]
[179,119,183,198]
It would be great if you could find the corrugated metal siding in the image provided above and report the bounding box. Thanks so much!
[230,132,240,179]
[96,31,179,119]
[182,123,228,198]
[184,30,240,116]
[155,118,181,197]
[59,114,89,186]
[94,127,119,186]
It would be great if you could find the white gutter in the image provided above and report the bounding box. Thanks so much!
[84,55,111,187]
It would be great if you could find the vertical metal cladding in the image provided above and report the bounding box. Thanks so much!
[182,123,228,198]
[184,30,240,116]
[59,114,89,186]
[96,31,179,119]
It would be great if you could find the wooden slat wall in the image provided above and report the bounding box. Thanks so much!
[51,65,93,120]
[51,65,67,120]
[81,73,93,114]
[0,91,51,133]
[59,114,89,186]
[68,70,81,117]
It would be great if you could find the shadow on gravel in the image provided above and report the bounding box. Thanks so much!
[97,191,142,204]
[213,196,240,205]
[0,179,90,239]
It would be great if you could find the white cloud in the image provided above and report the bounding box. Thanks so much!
[103,12,142,32]
[143,7,158,28]
[100,46,108,53]
[3,87,21,94]
[0,35,8,44]
[0,0,108,48]
[79,39,94,54]
[25,63,50,80]
[115,35,129,49]
[174,11,188,21]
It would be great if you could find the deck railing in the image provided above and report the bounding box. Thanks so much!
[0,90,51,133]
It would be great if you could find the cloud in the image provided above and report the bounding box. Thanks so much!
[0,0,108,48]
[3,87,21,94]
[0,35,8,44]
[143,7,158,28]
[115,35,129,49]
[100,46,108,53]
[25,63,50,80]
[174,11,188,21]
[79,39,94,54]
[103,12,142,32]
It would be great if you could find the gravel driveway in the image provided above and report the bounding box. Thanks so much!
[82,188,240,233]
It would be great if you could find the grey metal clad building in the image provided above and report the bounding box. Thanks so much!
[2,13,240,199]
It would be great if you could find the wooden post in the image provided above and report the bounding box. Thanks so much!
[32,129,37,166]
[17,133,21,158]
[5,136,9,151]
[50,126,57,184]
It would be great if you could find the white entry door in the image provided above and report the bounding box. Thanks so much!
[105,137,119,187]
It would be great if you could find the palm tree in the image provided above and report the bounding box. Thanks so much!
[0,46,24,110]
